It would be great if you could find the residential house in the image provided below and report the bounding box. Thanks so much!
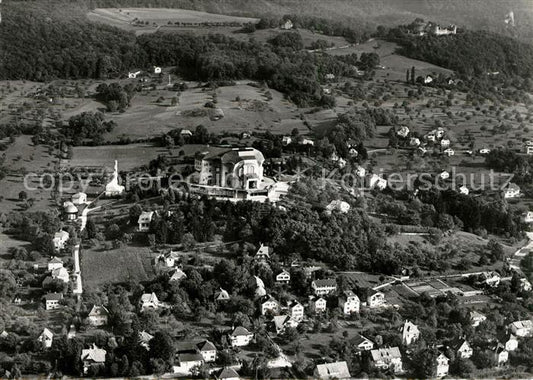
[282,136,292,146]
[254,244,271,262]
[215,288,230,302]
[470,311,487,327]
[522,211,533,223]
[139,330,154,350]
[198,340,217,362]
[309,297,327,313]
[155,251,180,268]
[154,66,162,74]
[503,183,521,199]
[180,129,193,138]
[459,185,469,195]
[169,268,187,282]
[173,353,204,375]
[325,200,350,214]
[424,75,434,84]
[367,290,386,308]
[67,324,76,339]
[229,326,254,347]
[287,300,304,321]
[216,367,240,380]
[300,138,314,146]
[370,347,403,373]
[63,202,79,221]
[272,315,299,334]
[436,353,449,377]
[44,293,63,310]
[397,126,410,138]
[71,192,87,205]
[509,320,533,337]
[128,71,141,79]
[138,211,154,232]
[81,344,107,374]
[494,343,508,366]
[439,170,450,180]
[280,19,293,30]
[53,230,70,252]
[440,139,451,148]
[520,278,532,292]
[368,174,387,190]
[454,339,473,359]
[479,271,501,287]
[51,267,69,283]
[47,257,64,272]
[140,292,160,311]
[355,166,366,178]
[401,320,420,346]
[314,361,351,379]
[311,278,337,296]
[353,335,374,351]
[260,295,280,316]
[340,290,360,315]
[88,305,109,326]
[410,137,421,147]
[276,270,291,284]
[443,148,454,156]
[38,328,54,349]
[478,148,491,155]
[524,141,533,155]
[502,333,518,351]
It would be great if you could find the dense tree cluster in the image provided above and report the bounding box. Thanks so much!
[95,82,139,112]
[63,112,116,145]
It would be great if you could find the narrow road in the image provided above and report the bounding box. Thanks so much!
[509,231,533,275]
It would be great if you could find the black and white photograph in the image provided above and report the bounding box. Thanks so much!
[0,0,533,378]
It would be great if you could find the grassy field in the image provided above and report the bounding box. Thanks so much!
[81,244,156,289]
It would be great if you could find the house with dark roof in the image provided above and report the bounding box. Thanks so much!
[80,344,107,374]
[370,347,403,373]
[88,305,109,326]
[216,367,240,380]
[311,278,337,296]
[44,293,63,310]
[197,340,217,362]
[229,326,254,347]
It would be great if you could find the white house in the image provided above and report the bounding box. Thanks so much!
[88,305,109,326]
[353,335,374,351]
[509,320,533,337]
[435,353,449,377]
[325,200,350,214]
[520,278,532,292]
[300,138,314,146]
[260,295,280,316]
[48,257,64,272]
[140,292,160,311]
[440,139,451,148]
[424,75,434,84]
[439,170,450,180]
[443,148,454,156]
[138,211,154,232]
[401,320,420,346]
[454,339,473,359]
[410,137,421,147]
[198,340,217,362]
[340,290,360,315]
[276,270,291,284]
[459,185,469,195]
[139,330,154,350]
[280,19,293,30]
[255,244,271,262]
[273,315,299,334]
[173,353,204,375]
[71,192,87,205]
[63,202,79,221]
[478,148,491,155]
[44,293,63,310]
[154,66,162,74]
[81,344,107,374]
[229,326,254,347]
[522,211,533,223]
[480,271,501,287]
[370,347,403,373]
[368,174,387,190]
[310,297,327,313]
[311,278,337,296]
[215,288,230,302]
[503,183,521,199]
[51,267,70,283]
[503,334,518,351]
[494,344,508,366]
[367,290,386,308]
[282,136,292,146]
[397,126,410,138]
[314,361,351,379]
[524,141,533,155]
[470,311,487,327]
[38,328,54,349]
[355,166,366,178]
[169,268,187,282]
[287,300,304,321]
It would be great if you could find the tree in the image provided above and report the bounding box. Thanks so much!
[149,331,175,364]
[450,357,475,377]
[129,204,143,225]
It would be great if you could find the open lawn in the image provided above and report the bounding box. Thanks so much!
[81,244,156,289]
